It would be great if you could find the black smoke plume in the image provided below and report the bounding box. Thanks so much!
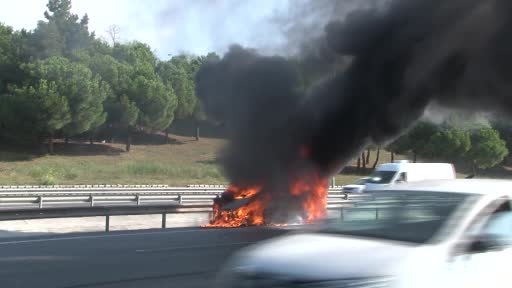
[196,0,512,190]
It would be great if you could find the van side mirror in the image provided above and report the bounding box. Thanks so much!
[396,172,407,184]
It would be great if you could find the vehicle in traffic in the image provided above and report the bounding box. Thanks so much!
[341,177,369,194]
[216,179,512,288]
[342,161,456,194]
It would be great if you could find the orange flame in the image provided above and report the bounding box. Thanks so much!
[205,171,328,227]
[206,197,266,227]
[289,172,328,222]
[226,185,261,199]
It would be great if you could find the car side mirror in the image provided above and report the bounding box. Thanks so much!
[467,234,506,254]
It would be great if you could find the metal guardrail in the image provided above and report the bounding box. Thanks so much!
[0,203,213,231]
[0,194,220,208]
[0,185,351,206]
[0,184,346,189]
[0,185,368,232]
[0,194,362,209]
[0,187,227,197]
[0,184,226,190]
[0,185,345,194]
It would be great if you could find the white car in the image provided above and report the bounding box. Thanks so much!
[216,179,512,288]
[341,177,369,194]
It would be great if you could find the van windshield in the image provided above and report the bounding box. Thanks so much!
[366,170,397,184]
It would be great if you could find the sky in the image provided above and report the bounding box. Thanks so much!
[0,0,291,59]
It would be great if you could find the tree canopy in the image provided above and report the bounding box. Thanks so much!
[468,128,508,170]
[0,79,70,144]
[23,56,109,136]
[1,0,511,172]
[387,120,509,171]
[0,0,213,152]
[423,127,471,161]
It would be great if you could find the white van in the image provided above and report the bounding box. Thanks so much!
[342,161,456,193]
[365,161,456,191]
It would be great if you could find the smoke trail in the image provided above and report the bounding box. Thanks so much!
[196,45,305,185]
[196,0,512,185]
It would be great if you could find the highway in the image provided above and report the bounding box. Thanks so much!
[0,227,292,288]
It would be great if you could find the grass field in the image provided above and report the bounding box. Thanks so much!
[0,133,498,186]
[0,134,226,186]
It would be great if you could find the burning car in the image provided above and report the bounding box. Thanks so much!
[205,171,329,227]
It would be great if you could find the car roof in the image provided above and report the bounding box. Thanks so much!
[376,179,512,195]
[377,162,453,170]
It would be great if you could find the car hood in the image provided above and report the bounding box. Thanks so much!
[365,183,392,191]
[342,184,365,192]
[226,233,420,280]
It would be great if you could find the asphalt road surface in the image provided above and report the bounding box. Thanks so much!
[0,227,292,288]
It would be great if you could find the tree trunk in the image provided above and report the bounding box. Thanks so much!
[64,136,69,144]
[391,152,395,162]
[165,129,169,144]
[195,125,200,141]
[413,152,417,163]
[472,163,477,177]
[372,148,380,169]
[48,134,54,154]
[126,131,132,152]
[357,157,361,171]
[109,127,114,143]
[362,152,366,169]
[89,137,94,145]
[366,149,371,164]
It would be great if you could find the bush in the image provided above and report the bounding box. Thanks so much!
[40,169,57,185]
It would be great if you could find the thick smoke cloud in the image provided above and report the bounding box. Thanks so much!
[196,46,305,185]
[196,0,512,187]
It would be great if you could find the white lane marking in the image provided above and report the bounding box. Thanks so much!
[0,228,218,246]
[135,241,255,253]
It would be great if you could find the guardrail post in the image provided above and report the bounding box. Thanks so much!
[39,196,44,209]
[136,194,141,206]
[178,195,183,205]
[105,215,110,232]
[331,177,336,187]
[162,213,167,229]
[375,208,379,220]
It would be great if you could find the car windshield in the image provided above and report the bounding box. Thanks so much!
[355,178,369,185]
[321,191,471,244]
[366,171,397,184]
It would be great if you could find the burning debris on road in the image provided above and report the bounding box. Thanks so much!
[197,0,512,227]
